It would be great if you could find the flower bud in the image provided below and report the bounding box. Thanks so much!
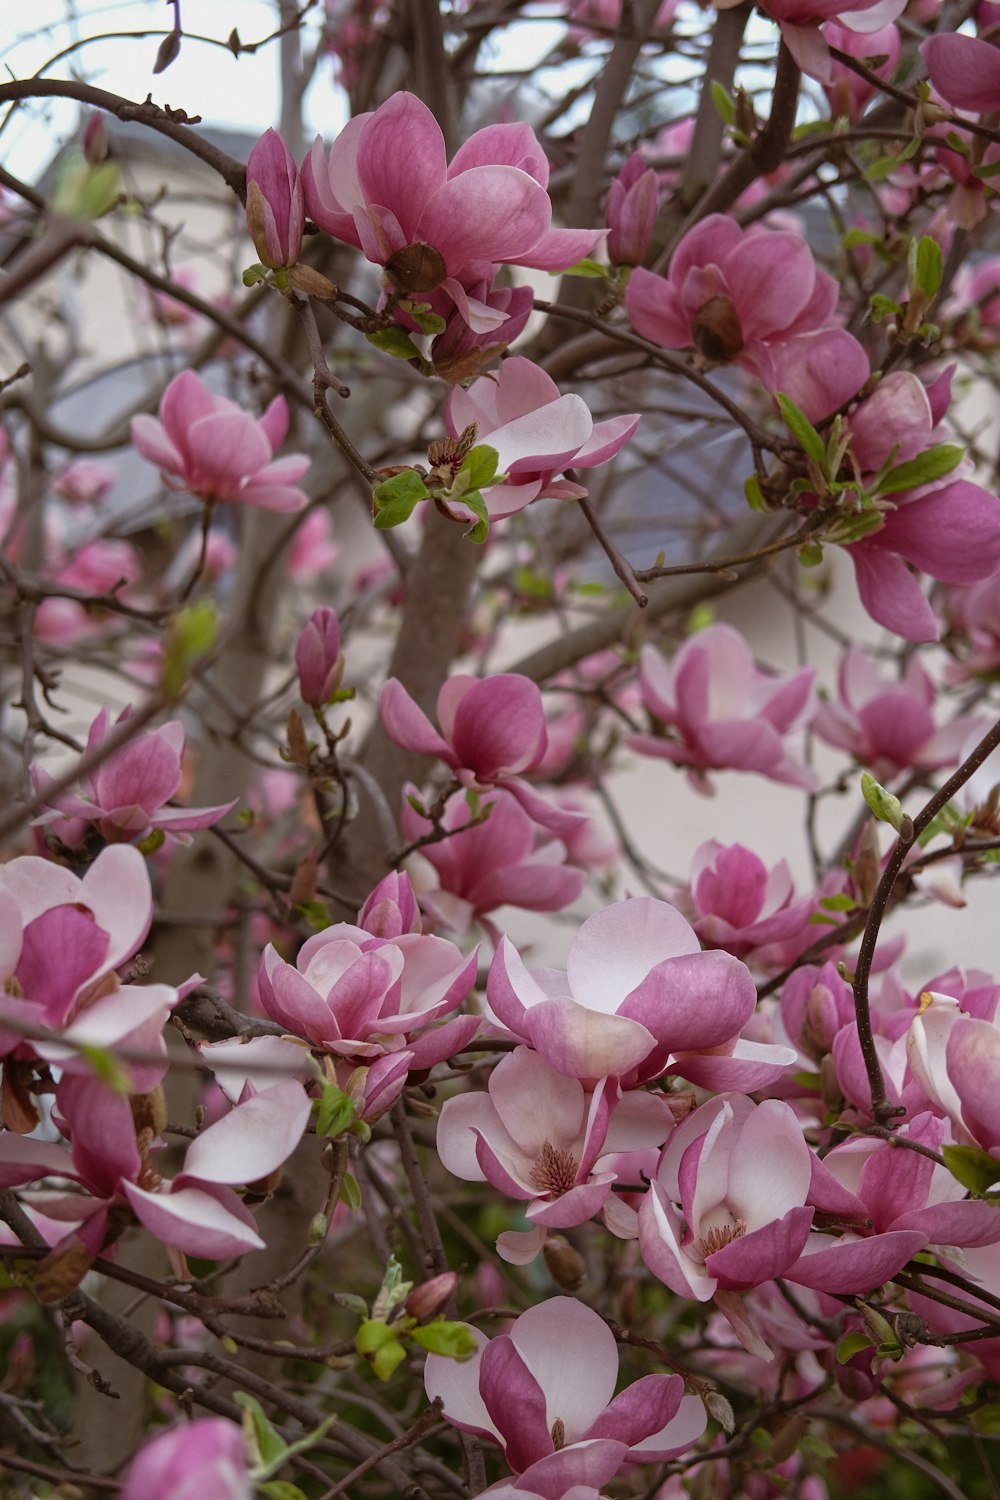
[83,112,109,164]
[245,128,304,270]
[543,1234,586,1291]
[605,152,658,268]
[294,606,342,706]
[359,871,421,937]
[405,1271,457,1322]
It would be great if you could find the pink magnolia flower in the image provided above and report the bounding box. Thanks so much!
[813,645,981,779]
[428,270,534,383]
[719,0,907,85]
[382,670,581,834]
[0,845,174,1090]
[121,1419,250,1500]
[606,153,659,268]
[922,32,1000,113]
[625,215,838,373]
[245,128,304,269]
[638,1093,814,1356]
[302,93,603,327]
[424,1297,705,1479]
[685,841,813,961]
[443,357,640,521]
[288,506,341,578]
[258,914,478,1066]
[629,624,817,792]
[487,897,785,1090]
[295,607,342,706]
[838,371,1000,641]
[437,1045,675,1262]
[131,370,310,512]
[0,1076,311,1261]
[822,21,901,117]
[358,870,422,938]
[52,459,116,505]
[32,706,236,846]
[400,786,586,938]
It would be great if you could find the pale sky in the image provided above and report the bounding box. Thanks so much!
[0,0,570,181]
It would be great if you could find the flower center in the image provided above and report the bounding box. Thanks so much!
[698,1218,747,1258]
[529,1140,578,1197]
[692,295,744,361]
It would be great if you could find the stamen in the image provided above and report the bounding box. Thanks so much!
[529,1140,578,1197]
[698,1219,747,1258]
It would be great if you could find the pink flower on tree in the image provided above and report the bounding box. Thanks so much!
[436,1045,675,1263]
[32,706,236,846]
[625,215,839,374]
[629,624,817,792]
[424,1297,706,1481]
[245,128,304,269]
[685,841,813,962]
[131,369,310,512]
[822,21,901,116]
[52,459,116,505]
[486,897,790,1090]
[399,786,586,939]
[717,0,906,85]
[638,1093,815,1357]
[922,32,1000,113]
[121,1418,250,1500]
[302,93,603,328]
[813,645,983,779]
[382,670,582,833]
[443,357,640,521]
[294,607,343,706]
[605,153,659,268]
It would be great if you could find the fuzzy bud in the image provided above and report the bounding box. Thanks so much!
[405,1272,457,1322]
[543,1235,586,1291]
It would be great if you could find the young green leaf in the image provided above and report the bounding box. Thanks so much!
[372,469,430,530]
[776,393,826,468]
[411,1319,479,1358]
[942,1143,1000,1195]
[366,328,424,360]
[877,443,964,496]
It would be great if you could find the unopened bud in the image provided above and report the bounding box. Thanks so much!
[294,606,342,706]
[543,1235,586,1291]
[405,1272,457,1322]
[853,818,881,907]
[83,112,109,164]
[704,1388,735,1433]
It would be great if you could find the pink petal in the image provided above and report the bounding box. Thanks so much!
[512,227,605,272]
[479,1335,554,1469]
[784,1228,927,1293]
[356,93,447,242]
[380,679,455,762]
[179,1081,311,1185]
[510,1298,619,1440]
[922,33,1000,114]
[416,169,554,273]
[526,999,656,1082]
[122,1180,265,1258]
[567,899,699,1015]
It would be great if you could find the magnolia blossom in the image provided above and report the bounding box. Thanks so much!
[424,1297,705,1479]
[428,272,534,383]
[685,842,812,962]
[436,1045,675,1262]
[245,127,304,269]
[382,670,579,833]
[443,357,639,521]
[121,1419,251,1500]
[638,1094,815,1356]
[0,1076,311,1261]
[400,787,586,938]
[302,93,603,328]
[720,0,907,85]
[922,32,1000,113]
[0,846,178,1105]
[625,215,838,374]
[605,152,659,267]
[32,706,236,846]
[52,458,116,505]
[813,645,982,779]
[258,913,478,1067]
[131,370,310,512]
[486,897,788,1090]
[822,21,901,117]
[629,624,817,792]
[295,606,343,706]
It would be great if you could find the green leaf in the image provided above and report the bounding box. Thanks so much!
[356,1318,395,1356]
[942,1143,1000,1195]
[710,80,735,124]
[339,1172,362,1211]
[776,393,826,468]
[877,443,964,496]
[798,541,824,568]
[372,1338,407,1381]
[460,443,501,490]
[790,1070,822,1091]
[841,227,881,250]
[865,154,902,183]
[820,893,857,911]
[372,469,429,530]
[861,771,905,831]
[971,1404,1000,1435]
[911,235,943,298]
[161,599,218,699]
[411,1319,478,1358]
[744,473,767,512]
[372,1255,412,1321]
[869,293,903,323]
[836,1331,873,1364]
[366,327,424,360]
[294,899,330,932]
[460,490,490,545]
[315,1084,357,1139]
[410,308,447,335]
[77,1043,131,1095]
[235,1392,286,1469]
[558,257,608,278]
